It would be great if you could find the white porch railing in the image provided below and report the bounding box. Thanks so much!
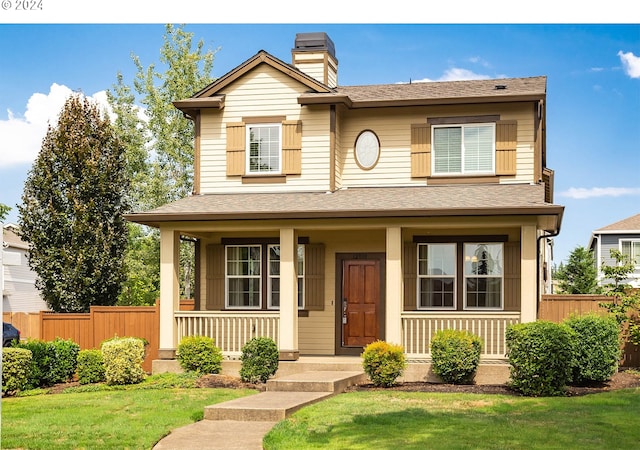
[175,311,279,358]
[401,313,520,359]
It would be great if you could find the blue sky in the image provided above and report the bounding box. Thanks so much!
[0,10,638,266]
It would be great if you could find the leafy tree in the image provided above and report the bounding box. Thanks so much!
[554,246,600,294]
[0,203,10,221]
[18,94,128,312]
[109,24,216,305]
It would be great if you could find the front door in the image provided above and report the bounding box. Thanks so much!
[342,259,381,347]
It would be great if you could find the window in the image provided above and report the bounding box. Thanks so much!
[225,243,304,309]
[226,245,261,308]
[432,123,495,175]
[268,244,305,309]
[464,243,503,309]
[621,240,640,267]
[417,244,456,309]
[415,241,504,310]
[247,124,281,174]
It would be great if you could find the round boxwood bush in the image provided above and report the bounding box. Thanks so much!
[564,313,620,384]
[176,336,223,375]
[431,329,482,384]
[239,337,279,383]
[505,321,576,396]
[362,340,407,387]
[2,347,32,394]
[101,336,146,385]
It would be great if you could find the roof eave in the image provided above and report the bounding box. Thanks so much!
[298,93,545,108]
[173,96,226,115]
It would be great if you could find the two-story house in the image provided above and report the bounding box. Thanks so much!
[126,33,564,368]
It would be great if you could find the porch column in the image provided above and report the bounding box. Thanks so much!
[521,224,537,323]
[385,226,403,344]
[279,227,299,360]
[159,228,180,358]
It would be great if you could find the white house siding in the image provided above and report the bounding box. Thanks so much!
[2,248,47,312]
[199,65,331,193]
[338,103,536,188]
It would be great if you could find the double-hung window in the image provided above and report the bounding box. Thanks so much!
[620,240,640,267]
[432,123,495,175]
[247,124,282,174]
[417,243,456,309]
[268,244,305,309]
[464,243,503,309]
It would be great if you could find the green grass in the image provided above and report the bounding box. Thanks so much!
[1,374,258,450]
[263,388,640,449]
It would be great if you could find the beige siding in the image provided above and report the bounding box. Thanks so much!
[338,103,536,188]
[199,65,331,193]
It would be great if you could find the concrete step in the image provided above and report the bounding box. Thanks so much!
[204,391,332,422]
[267,370,367,393]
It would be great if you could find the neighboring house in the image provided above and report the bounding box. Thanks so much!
[126,32,564,362]
[588,213,640,288]
[2,223,48,312]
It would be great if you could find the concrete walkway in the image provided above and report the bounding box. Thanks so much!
[153,371,366,450]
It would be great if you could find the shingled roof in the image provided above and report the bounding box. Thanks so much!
[125,184,563,230]
[594,213,640,232]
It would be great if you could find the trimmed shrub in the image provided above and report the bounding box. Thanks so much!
[2,347,32,394]
[564,313,621,384]
[362,340,407,387]
[49,338,80,384]
[176,336,223,375]
[240,337,279,383]
[431,329,482,384]
[505,321,576,396]
[76,349,106,385]
[101,337,146,385]
[15,338,56,388]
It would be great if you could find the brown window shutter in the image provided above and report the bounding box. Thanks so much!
[403,242,417,311]
[282,120,302,175]
[503,242,521,311]
[304,243,325,311]
[411,123,431,178]
[226,122,245,176]
[206,244,225,310]
[496,120,517,175]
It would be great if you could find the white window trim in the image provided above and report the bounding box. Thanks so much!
[463,243,504,311]
[246,123,282,175]
[416,243,457,311]
[431,122,496,176]
[619,239,640,268]
[225,245,262,310]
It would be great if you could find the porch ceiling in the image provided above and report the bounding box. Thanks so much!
[125,184,564,232]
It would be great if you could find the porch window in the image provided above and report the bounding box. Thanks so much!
[226,245,261,308]
[432,123,495,175]
[417,243,456,309]
[621,240,640,267]
[464,243,503,309]
[247,124,281,174]
[268,244,305,309]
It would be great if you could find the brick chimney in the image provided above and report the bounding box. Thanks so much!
[292,32,338,88]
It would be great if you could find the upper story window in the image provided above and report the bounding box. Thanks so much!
[432,123,495,175]
[620,240,640,267]
[247,124,282,174]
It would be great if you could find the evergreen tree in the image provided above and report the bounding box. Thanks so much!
[0,203,10,221]
[18,95,128,312]
[554,246,600,294]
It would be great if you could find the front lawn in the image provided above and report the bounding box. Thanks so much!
[264,388,640,449]
[1,378,258,450]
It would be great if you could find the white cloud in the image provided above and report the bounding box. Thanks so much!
[560,187,640,199]
[618,51,640,78]
[398,68,491,84]
[0,83,109,168]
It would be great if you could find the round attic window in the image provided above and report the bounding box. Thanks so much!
[354,130,380,170]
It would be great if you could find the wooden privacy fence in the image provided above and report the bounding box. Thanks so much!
[539,294,639,367]
[40,305,160,373]
[2,312,41,340]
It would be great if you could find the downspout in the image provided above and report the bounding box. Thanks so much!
[536,229,561,318]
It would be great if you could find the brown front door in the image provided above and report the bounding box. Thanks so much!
[342,259,381,347]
